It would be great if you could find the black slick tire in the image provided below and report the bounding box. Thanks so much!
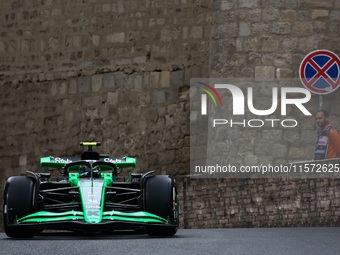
[144,175,178,237]
[3,176,37,238]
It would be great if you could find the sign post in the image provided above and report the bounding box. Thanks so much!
[319,95,323,110]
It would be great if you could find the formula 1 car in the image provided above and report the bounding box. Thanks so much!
[3,142,179,238]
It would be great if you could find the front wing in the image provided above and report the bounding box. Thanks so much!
[7,210,177,231]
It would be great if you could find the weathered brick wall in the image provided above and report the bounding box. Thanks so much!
[0,0,210,73]
[188,0,340,228]
[0,0,210,179]
[1,0,340,233]
[208,0,340,166]
[0,71,196,177]
[0,0,210,231]
[211,0,340,78]
[177,160,340,228]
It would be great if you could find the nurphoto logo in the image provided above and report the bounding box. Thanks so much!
[196,81,312,128]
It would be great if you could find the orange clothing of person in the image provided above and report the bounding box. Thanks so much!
[324,123,340,159]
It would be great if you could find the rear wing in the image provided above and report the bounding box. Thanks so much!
[40,156,136,172]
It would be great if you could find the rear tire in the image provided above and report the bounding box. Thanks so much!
[3,176,37,238]
[144,175,178,237]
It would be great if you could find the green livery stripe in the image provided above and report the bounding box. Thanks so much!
[19,216,85,223]
[17,210,167,224]
[19,211,84,218]
[18,211,85,223]
[102,216,164,223]
[102,211,167,223]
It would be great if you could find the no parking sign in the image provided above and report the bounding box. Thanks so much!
[299,50,340,95]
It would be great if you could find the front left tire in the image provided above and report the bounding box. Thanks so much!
[3,176,37,238]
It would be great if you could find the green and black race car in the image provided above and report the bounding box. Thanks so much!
[3,142,179,238]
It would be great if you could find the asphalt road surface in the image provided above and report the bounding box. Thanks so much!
[1,228,340,255]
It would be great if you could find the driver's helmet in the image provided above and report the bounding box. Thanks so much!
[80,166,91,172]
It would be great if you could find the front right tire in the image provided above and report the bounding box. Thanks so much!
[143,175,178,237]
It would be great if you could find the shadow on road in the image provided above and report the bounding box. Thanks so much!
[0,230,184,240]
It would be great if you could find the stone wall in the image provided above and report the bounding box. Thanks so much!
[0,0,210,231]
[207,0,340,167]
[0,71,194,177]
[0,0,210,179]
[188,0,340,228]
[177,173,340,228]
[211,0,340,78]
[0,0,210,73]
[177,158,340,228]
[1,0,340,232]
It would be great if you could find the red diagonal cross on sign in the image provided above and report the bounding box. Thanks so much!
[306,57,337,87]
